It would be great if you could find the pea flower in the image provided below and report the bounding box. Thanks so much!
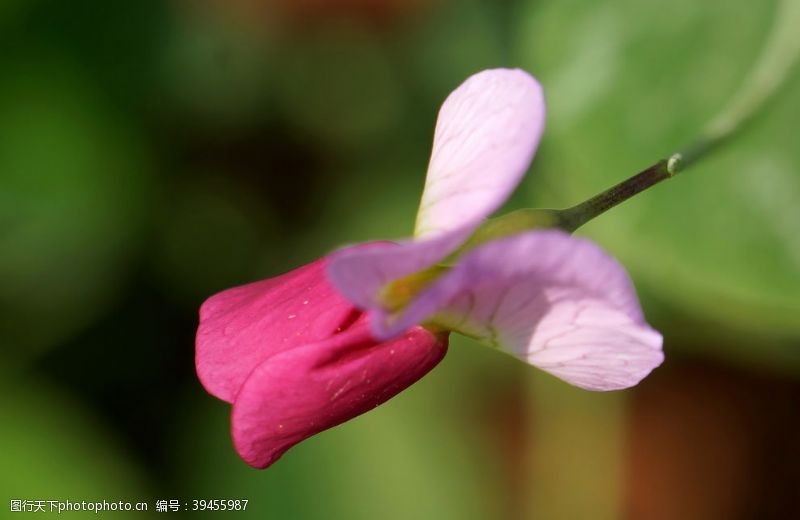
[196,68,663,469]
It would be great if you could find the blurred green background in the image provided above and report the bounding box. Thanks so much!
[2,0,799,518]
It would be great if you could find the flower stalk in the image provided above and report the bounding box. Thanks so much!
[558,159,674,232]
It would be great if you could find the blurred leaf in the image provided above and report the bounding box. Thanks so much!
[269,135,430,272]
[516,0,800,348]
[317,156,424,241]
[273,20,402,148]
[0,0,31,28]
[524,373,625,520]
[161,8,274,125]
[0,374,154,518]
[0,57,151,359]
[151,175,276,305]
[405,0,506,102]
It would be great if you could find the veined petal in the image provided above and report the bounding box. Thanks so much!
[378,230,663,390]
[231,318,448,469]
[196,257,358,403]
[328,69,545,317]
[415,68,545,238]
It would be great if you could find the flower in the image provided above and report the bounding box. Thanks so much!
[196,68,663,469]
[328,68,663,390]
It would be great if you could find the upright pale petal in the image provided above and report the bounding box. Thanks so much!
[377,231,663,390]
[328,68,545,319]
[231,318,448,468]
[196,258,358,403]
[415,68,545,238]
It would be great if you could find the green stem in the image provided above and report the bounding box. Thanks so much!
[557,159,673,232]
[555,134,724,231]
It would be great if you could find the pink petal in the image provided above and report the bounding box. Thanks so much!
[231,318,448,468]
[378,230,663,390]
[415,68,545,238]
[328,68,545,316]
[196,257,359,403]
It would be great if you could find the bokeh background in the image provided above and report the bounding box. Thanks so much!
[2,0,799,518]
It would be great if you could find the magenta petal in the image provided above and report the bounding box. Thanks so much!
[379,231,663,390]
[231,320,448,468]
[196,258,359,403]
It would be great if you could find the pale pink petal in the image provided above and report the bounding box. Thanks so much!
[375,230,663,390]
[414,68,545,238]
[231,318,448,468]
[196,257,358,403]
[326,232,467,310]
[328,69,545,316]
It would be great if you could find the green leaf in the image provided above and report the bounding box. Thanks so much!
[273,21,402,149]
[515,0,800,350]
[0,56,151,360]
[150,175,276,306]
[0,375,154,518]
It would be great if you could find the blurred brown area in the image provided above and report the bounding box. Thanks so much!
[627,355,800,520]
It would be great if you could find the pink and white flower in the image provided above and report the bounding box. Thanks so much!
[196,68,663,469]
